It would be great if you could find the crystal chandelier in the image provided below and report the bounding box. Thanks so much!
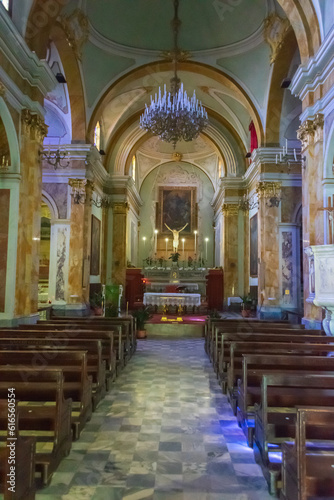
[139,0,208,147]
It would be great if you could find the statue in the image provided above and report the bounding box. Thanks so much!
[164,223,188,252]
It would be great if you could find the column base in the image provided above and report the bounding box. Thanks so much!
[257,306,282,320]
[0,313,40,327]
[51,303,90,317]
[321,308,334,336]
[302,316,323,330]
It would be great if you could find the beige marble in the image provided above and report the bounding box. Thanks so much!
[111,202,128,292]
[0,189,10,312]
[298,115,324,323]
[222,204,239,299]
[67,180,93,305]
[15,110,47,317]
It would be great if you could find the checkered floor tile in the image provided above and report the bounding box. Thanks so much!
[34,338,272,500]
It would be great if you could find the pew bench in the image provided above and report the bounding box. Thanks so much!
[0,350,92,441]
[0,400,36,500]
[0,368,72,486]
[236,354,334,447]
[281,407,334,500]
[253,374,334,495]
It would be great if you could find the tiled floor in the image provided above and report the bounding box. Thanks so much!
[36,338,273,500]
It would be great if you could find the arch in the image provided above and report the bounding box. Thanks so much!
[41,190,59,220]
[0,98,20,174]
[265,28,299,145]
[276,0,321,62]
[87,60,264,148]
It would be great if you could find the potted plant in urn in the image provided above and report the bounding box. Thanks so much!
[132,306,152,339]
[90,292,103,316]
[241,295,252,318]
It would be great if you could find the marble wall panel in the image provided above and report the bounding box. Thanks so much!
[43,183,68,219]
[281,186,302,223]
[0,190,10,312]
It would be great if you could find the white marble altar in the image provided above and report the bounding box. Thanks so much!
[143,292,201,307]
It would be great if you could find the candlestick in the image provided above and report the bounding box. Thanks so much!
[276,154,278,164]
[165,238,168,258]
[286,138,288,152]
[126,301,128,315]
[142,236,146,250]
[294,149,297,161]
[182,238,185,259]
[154,229,158,254]
[205,237,209,261]
[194,230,197,255]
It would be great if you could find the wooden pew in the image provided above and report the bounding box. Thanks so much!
[0,338,104,411]
[18,323,125,373]
[224,341,334,403]
[236,354,334,447]
[0,367,72,486]
[0,349,91,440]
[215,332,334,382]
[210,326,323,367]
[281,407,334,500]
[40,317,135,360]
[0,400,36,500]
[253,374,334,470]
[213,330,331,376]
[4,326,118,380]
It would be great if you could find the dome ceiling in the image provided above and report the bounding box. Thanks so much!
[86,0,268,52]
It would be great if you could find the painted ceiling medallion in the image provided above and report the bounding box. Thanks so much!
[264,13,290,64]
[140,0,208,148]
[61,9,89,61]
[172,152,183,162]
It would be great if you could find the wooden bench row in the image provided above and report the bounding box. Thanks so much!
[204,319,334,498]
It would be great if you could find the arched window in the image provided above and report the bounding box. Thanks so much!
[0,0,11,12]
[132,155,136,182]
[94,121,101,151]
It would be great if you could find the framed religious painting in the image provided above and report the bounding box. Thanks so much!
[157,187,196,235]
[250,214,258,277]
[90,215,101,275]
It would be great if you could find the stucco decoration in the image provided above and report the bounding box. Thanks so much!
[61,9,89,61]
[264,13,290,64]
[281,231,294,306]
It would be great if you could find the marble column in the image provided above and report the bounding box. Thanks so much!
[298,114,324,328]
[222,203,239,301]
[111,202,128,296]
[15,110,47,321]
[100,205,109,285]
[257,182,281,319]
[66,179,93,315]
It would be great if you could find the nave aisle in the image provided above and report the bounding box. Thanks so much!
[36,339,272,500]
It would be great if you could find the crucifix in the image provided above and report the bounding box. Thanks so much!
[164,223,188,252]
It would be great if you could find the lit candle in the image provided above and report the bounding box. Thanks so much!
[205,237,209,261]
[182,238,185,258]
[294,149,297,161]
[143,236,146,250]
[194,230,197,255]
[165,237,168,258]
[154,229,158,254]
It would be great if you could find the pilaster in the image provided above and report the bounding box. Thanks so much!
[111,201,128,296]
[221,203,239,301]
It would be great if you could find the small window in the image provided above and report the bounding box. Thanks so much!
[0,0,10,11]
[94,121,101,151]
[132,155,136,182]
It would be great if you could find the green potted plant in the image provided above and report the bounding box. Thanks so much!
[90,292,103,316]
[241,294,252,317]
[132,306,152,339]
[169,252,180,263]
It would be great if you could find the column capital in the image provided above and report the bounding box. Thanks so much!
[21,109,48,144]
[222,203,239,216]
[256,181,281,200]
[111,201,129,214]
[297,119,315,150]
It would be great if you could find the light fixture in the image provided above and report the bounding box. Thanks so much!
[139,0,208,148]
[238,193,258,212]
[256,182,282,208]
[91,195,111,209]
[56,72,67,84]
[275,139,300,173]
[40,146,70,170]
[0,155,9,173]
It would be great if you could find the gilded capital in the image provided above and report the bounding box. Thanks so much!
[222,203,239,216]
[297,119,315,150]
[21,109,48,143]
[111,202,129,214]
[256,181,281,199]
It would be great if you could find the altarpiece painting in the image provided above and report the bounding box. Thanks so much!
[157,187,196,234]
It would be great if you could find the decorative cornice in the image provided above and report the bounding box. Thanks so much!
[0,8,57,96]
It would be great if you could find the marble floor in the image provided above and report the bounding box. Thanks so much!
[35,338,273,500]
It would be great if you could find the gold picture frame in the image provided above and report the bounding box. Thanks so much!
[157,186,197,234]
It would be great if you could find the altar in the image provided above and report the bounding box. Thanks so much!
[143,292,201,308]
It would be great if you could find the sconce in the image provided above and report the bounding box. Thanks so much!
[40,146,70,170]
[275,140,302,173]
[91,195,112,209]
[238,193,258,212]
[0,155,9,173]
